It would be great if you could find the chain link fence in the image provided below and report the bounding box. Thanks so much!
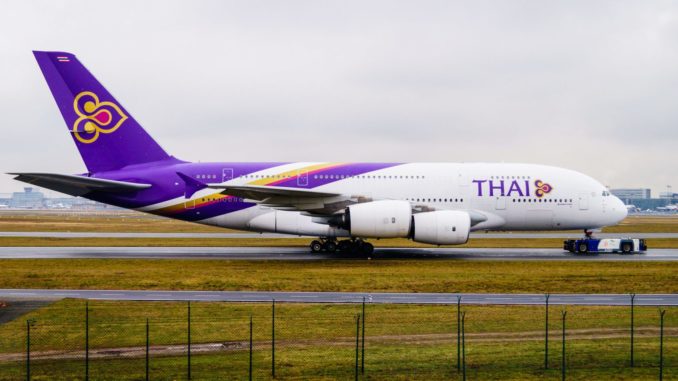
[0,298,675,380]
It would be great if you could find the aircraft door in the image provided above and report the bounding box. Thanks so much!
[222,168,233,182]
[184,199,195,210]
[578,193,589,210]
[297,171,308,187]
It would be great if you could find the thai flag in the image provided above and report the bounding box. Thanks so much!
[56,56,70,62]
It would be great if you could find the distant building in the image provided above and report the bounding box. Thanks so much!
[0,193,10,207]
[610,188,651,201]
[659,192,678,200]
[9,187,45,209]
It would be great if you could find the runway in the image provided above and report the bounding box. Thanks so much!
[1,231,676,239]
[0,289,675,305]
[0,246,677,260]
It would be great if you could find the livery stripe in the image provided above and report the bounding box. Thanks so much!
[147,162,402,221]
[247,162,345,186]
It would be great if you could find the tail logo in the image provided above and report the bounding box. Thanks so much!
[72,91,128,144]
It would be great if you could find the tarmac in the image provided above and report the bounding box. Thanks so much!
[0,289,675,305]
[1,231,676,239]
[0,246,677,260]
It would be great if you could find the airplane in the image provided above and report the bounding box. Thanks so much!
[11,51,628,255]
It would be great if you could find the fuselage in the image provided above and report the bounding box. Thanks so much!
[87,160,628,238]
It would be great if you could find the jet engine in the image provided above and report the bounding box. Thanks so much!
[342,200,412,238]
[412,210,471,245]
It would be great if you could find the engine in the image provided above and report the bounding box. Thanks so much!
[342,200,412,238]
[412,210,471,245]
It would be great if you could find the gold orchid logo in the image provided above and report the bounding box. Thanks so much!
[72,91,128,144]
[534,180,553,198]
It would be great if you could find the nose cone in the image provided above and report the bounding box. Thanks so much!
[608,196,628,225]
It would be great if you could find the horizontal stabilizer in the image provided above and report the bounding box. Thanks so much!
[176,172,207,199]
[207,184,339,201]
[9,172,151,197]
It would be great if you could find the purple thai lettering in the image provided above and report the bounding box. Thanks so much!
[506,180,524,197]
[472,180,486,196]
[524,180,530,197]
[489,180,505,196]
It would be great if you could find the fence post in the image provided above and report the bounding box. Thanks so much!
[659,309,665,381]
[187,301,191,380]
[630,293,635,367]
[85,301,89,381]
[461,311,466,381]
[361,297,365,374]
[355,314,360,381]
[545,293,550,369]
[271,299,275,378]
[561,311,567,381]
[26,319,32,381]
[249,314,253,381]
[457,295,461,372]
[146,318,150,381]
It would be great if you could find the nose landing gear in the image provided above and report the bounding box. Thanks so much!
[309,238,374,256]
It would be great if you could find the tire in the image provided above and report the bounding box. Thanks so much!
[577,242,588,254]
[324,241,337,253]
[621,242,632,254]
[337,240,350,252]
[310,240,323,253]
[361,242,374,256]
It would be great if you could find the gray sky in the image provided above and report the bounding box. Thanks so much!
[1,1,676,196]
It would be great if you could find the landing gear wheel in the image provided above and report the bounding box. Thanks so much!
[310,240,323,253]
[324,241,337,253]
[337,240,351,252]
[577,242,588,254]
[621,243,632,254]
[361,242,374,256]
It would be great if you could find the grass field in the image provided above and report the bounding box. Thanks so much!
[0,299,675,380]
[0,212,676,379]
[1,259,677,293]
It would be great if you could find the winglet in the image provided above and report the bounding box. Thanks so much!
[176,172,207,199]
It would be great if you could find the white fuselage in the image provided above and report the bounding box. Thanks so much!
[181,162,627,237]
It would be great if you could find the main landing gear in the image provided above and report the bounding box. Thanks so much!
[310,238,374,256]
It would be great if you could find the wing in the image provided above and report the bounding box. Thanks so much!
[9,172,151,197]
[205,183,369,216]
[207,184,339,199]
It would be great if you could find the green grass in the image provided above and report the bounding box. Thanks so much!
[0,300,675,380]
[1,259,677,293]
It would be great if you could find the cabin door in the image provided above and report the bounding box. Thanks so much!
[222,168,233,182]
[297,171,308,186]
[578,193,589,210]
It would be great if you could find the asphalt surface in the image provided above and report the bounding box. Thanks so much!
[1,231,676,239]
[0,246,677,260]
[0,289,675,305]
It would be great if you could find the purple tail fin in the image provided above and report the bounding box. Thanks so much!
[33,51,171,173]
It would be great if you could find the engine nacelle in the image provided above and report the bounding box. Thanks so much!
[412,210,471,245]
[344,200,412,238]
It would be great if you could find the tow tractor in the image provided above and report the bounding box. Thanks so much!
[564,232,647,254]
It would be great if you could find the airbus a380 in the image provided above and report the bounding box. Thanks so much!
[12,51,627,255]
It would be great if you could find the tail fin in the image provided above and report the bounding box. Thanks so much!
[33,51,171,173]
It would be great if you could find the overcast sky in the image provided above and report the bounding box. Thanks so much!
[1,1,676,196]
